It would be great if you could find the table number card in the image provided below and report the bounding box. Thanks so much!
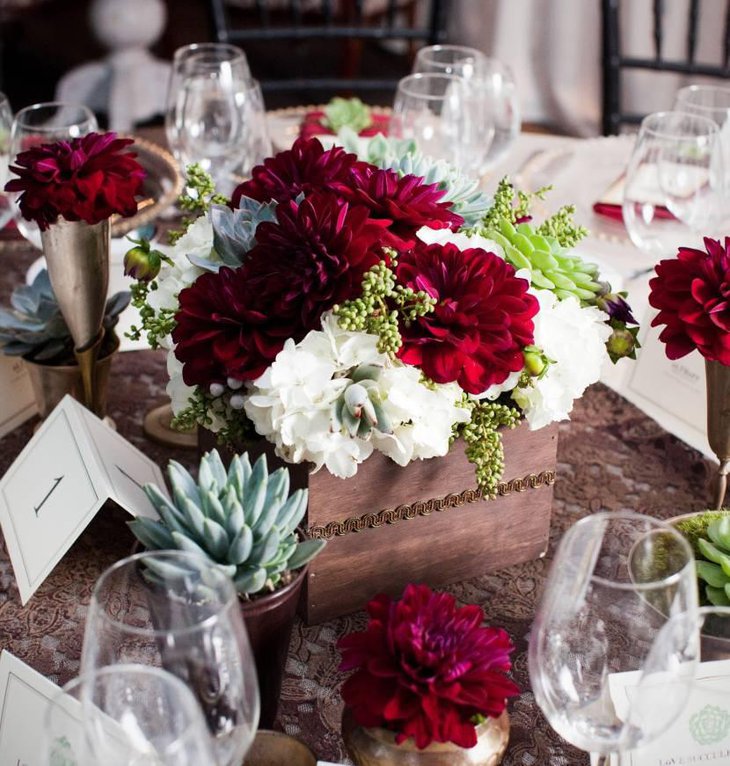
[0,650,84,766]
[0,355,36,439]
[0,395,165,604]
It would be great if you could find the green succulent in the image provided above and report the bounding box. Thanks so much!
[683,513,730,607]
[331,364,392,439]
[323,97,372,133]
[0,268,130,364]
[483,218,603,303]
[129,450,326,597]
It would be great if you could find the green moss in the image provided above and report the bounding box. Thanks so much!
[674,511,730,558]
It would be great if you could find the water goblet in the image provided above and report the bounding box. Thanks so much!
[165,42,253,195]
[529,511,699,766]
[0,92,14,231]
[43,665,217,765]
[8,101,98,248]
[622,111,725,272]
[81,550,260,766]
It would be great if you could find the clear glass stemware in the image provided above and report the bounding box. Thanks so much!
[529,511,699,766]
[43,665,217,765]
[0,92,14,231]
[81,550,260,766]
[8,101,98,248]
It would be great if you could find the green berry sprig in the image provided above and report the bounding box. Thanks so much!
[536,204,588,249]
[168,164,228,245]
[334,252,435,357]
[127,281,176,348]
[460,400,521,499]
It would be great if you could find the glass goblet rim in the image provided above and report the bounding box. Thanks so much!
[11,101,97,133]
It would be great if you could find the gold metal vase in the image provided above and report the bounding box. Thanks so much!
[342,708,510,766]
[705,359,730,509]
[39,218,110,416]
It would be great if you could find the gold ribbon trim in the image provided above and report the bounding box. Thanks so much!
[305,470,556,540]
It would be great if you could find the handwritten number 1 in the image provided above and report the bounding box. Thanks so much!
[34,476,63,516]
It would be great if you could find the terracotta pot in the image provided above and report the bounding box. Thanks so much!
[241,564,307,729]
[23,334,119,420]
[342,707,510,766]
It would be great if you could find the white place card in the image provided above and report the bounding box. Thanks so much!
[0,650,83,766]
[591,659,730,765]
[0,354,36,438]
[0,395,165,604]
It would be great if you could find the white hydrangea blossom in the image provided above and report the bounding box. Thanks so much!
[244,313,469,479]
[512,289,611,430]
[147,217,216,349]
[416,226,505,258]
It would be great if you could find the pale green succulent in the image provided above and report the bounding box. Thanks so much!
[690,515,730,607]
[129,450,325,597]
[484,218,603,303]
[331,365,392,439]
[323,97,372,133]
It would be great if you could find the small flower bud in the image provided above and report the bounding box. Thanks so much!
[230,394,246,410]
[607,328,638,361]
[524,349,546,377]
[123,239,163,282]
[210,383,225,397]
[227,377,243,390]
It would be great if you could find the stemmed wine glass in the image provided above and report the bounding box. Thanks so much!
[43,665,216,765]
[529,511,699,766]
[413,45,520,172]
[8,101,98,248]
[0,92,14,231]
[165,42,260,195]
[622,111,725,273]
[390,72,488,177]
[81,550,260,766]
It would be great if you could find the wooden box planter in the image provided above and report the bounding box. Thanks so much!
[301,421,558,623]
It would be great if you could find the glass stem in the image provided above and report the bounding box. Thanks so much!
[596,755,611,766]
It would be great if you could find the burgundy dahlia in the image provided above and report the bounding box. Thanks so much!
[338,584,519,749]
[230,136,362,208]
[340,166,463,248]
[396,242,538,394]
[6,132,145,230]
[173,191,388,387]
[649,236,730,365]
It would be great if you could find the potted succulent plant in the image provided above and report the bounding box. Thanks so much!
[128,448,326,728]
[0,268,129,419]
[338,583,519,766]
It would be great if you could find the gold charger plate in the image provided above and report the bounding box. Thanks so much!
[242,730,317,766]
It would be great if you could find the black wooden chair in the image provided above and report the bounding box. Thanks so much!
[209,0,449,99]
[602,0,730,135]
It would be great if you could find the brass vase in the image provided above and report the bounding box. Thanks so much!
[39,218,110,416]
[705,359,730,509]
[342,708,510,766]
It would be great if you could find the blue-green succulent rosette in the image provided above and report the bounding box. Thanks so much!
[126,134,638,497]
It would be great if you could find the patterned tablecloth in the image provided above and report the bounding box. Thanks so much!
[0,220,715,766]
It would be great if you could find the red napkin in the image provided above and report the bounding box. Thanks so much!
[299,110,390,140]
[592,172,674,222]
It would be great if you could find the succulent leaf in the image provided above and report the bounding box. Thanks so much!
[130,449,323,597]
[697,560,727,589]
[709,585,730,606]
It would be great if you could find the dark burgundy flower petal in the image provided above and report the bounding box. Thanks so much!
[338,583,519,750]
[5,132,145,230]
[395,242,538,394]
[649,237,730,365]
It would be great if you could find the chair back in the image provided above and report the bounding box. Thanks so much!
[209,0,449,96]
[602,0,730,134]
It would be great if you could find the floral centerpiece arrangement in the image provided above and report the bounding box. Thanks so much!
[649,236,730,509]
[338,583,518,758]
[128,135,638,496]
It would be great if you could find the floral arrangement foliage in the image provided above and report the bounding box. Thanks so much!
[338,583,519,749]
[649,236,730,365]
[6,132,145,230]
[127,135,637,494]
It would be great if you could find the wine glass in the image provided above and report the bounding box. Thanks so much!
[390,72,491,177]
[529,511,699,766]
[165,42,254,195]
[8,101,98,248]
[81,550,260,766]
[235,79,272,179]
[622,111,725,271]
[43,665,216,765]
[413,46,520,171]
[0,92,14,231]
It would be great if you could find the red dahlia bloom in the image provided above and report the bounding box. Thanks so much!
[649,237,730,364]
[230,136,362,208]
[6,132,145,230]
[338,584,519,750]
[173,192,388,387]
[396,242,538,394]
[340,166,464,248]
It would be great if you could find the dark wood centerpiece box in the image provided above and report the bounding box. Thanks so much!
[203,421,557,624]
[300,421,558,623]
